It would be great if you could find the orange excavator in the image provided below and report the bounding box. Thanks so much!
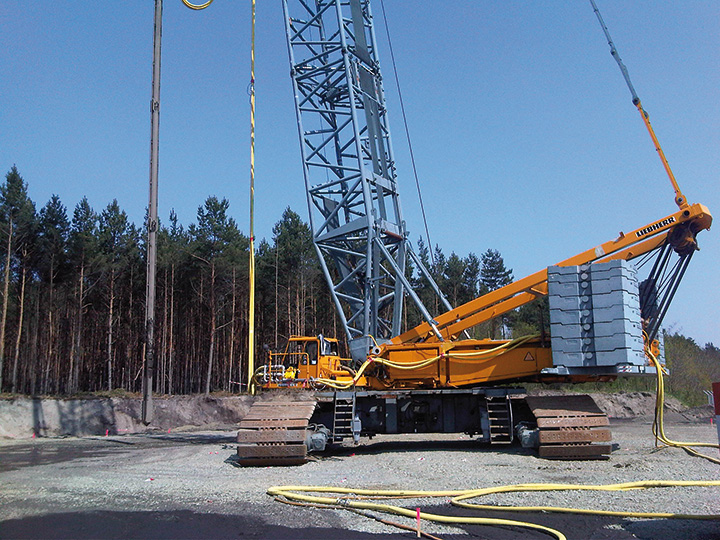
[234,0,712,465]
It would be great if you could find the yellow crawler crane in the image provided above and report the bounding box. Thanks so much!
[233,0,713,465]
[166,0,715,472]
[237,201,712,464]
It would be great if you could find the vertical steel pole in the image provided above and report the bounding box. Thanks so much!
[713,382,720,452]
[142,0,163,424]
[247,0,257,395]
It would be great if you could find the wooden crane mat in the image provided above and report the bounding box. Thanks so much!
[526,395,612,460]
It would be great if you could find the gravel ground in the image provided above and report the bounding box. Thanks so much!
[0,418,719,540]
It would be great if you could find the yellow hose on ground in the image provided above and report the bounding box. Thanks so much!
[452,480,720,518]
[269,480,720,540]
[268,485,568,540]
[647,350,720,465]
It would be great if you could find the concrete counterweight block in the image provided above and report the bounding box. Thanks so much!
[548,260,645,372]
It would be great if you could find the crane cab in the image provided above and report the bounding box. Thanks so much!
[255,335,354,389]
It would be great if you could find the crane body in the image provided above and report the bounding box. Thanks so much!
[235,0,712,464]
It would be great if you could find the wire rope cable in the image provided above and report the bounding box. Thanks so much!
[378,0,435,266]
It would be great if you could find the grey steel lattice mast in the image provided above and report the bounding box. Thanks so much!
[283,0,449,358]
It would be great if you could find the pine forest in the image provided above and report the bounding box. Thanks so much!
[0,166,717,406]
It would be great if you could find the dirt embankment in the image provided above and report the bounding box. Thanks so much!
[528,389,713,421]
[0,391,711,440]
[0,395,253,439]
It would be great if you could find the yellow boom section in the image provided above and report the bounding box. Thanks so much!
[393,203,712,345]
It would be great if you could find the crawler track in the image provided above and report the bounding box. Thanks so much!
[526,394,612,459]
[236,400,316,466]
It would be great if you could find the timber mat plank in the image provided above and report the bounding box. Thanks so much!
[539,428,612,444]
[236,429,307,444]
[537,416,609,428]
[238,418,309,429]
[539,444,612,459]
[236,445,307,459]
[525,395,605,417]
[241,402,316,421]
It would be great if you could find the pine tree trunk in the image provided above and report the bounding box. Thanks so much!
[48,255,57,393]
[228,266,236,391]
[300,271,305,337]
[286,286,291,339]
[311,282,316,337]
[67,299,75,393]
[296,288,301,338]
[68,282,77,393]
[126,265,134,392]
[403,295,407,335]
[72,261,85,394]
[107,269,115,391]
[161,266,168,394]
[76,263,85,391]
[0,219,13,391]
[43,350,51,395]
[184,294,191,393]
[11,263,26,393]
[31,292,39,395]
[204,262,216,397]
[169,264,175,395]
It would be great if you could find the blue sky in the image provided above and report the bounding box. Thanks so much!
[2,1,718,346]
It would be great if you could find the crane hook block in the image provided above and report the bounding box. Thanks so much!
[182,0,213,10]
